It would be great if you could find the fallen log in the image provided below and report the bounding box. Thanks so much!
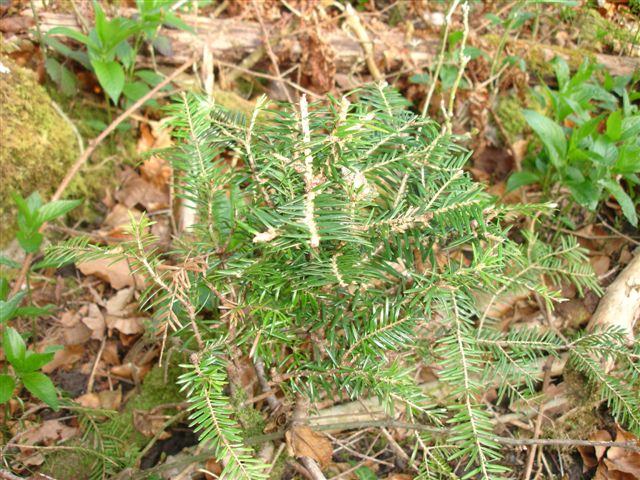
[24,9,640,79]
[588,250,640,345]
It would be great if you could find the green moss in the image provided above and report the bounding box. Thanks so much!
[231,388,267,440]
[0,56,77,246]
[495,95,527,143]
[41,443,94,480]
[572,8,637,53]
[45,88,137,226]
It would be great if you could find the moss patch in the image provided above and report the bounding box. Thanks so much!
[40,360,186,479]
[0,56,77,246]
[495,95,527,143]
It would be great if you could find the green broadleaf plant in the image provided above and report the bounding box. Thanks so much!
[47,85,639,478]
[1,327,61,410]
[0,192,79,412]
[508,57,640,226]
[45,0,191,104]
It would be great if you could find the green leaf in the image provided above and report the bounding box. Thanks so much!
[136,69,165,87]
[600,179,638,227]
[408,73,430,84]
[0,291,26,324]
[21,372,59,410]
[163,11,194,33]
[606,110,622,141]
[115,40,135,69]
[0,374,16,404]
[552,56,570,90]
[354,466,377,480]
[621,115,640,141]
[614,145,640,174]
[16,304,55,318]
[22,348,60,373]
[37,199,83,224]
[47,27,93,48]
[567,180,600,211]
[151,35,173,57]
[122,81,150,102]
[506,171,540,191]
[91,59,125,104]
[16,230,43,254]
[0,256,21,269]
[523,110,567,168]
[42,36,91,69]
[3,327,26,371]
[11,192,35,228]
[0,278,8,301]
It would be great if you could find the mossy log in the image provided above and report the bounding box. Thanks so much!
[0,56,77,246]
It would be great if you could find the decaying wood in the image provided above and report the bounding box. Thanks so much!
[26,10,640,79]
[588,251,640,345]
[29,9,437,73]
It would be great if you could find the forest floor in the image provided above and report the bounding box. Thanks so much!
[1,1,639,479]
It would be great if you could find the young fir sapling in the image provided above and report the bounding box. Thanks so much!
[48,84,640,479]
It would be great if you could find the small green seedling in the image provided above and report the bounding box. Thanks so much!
[11,192,82,254]
[0,327,61,410]
[45,0,191,105]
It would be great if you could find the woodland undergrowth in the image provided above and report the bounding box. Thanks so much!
[48,84,640,479]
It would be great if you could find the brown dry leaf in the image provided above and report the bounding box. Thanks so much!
[578,430,613,470]
[591,255,611,277]
[102,340,120,365]
[42,344,84,374]
[106,316,145,336]
[81,303,106,340]
[104,287,145,335]
[140,156,172,190]
[76,387,122,410]
[101,204,143,239]
[203,458,223,479]
[133,410,171,439]
[111,362,151,381]
[19,420,77,448]
[0,15,35,34]
[59,309,92,345]
[115,168,169,213]
[285,425,333,468]
[106,287,135,315]
[387,475,414,480]
[602,426,640,477]
[77,254,144,290]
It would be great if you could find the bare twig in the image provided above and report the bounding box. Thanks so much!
[252,0,293,102]
[86,336,107,393]
[523,356,554,480]
[343,3,382,82]
[253,355,282,412]
[422,0,460,117]
[0,470,25,480]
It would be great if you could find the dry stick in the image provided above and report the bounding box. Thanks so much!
[86,336,107,393]
[343,2,382,82]
[252,0,293,103]
[216,59,320,98]
[523,356,554,480]
[243,419,640,454]
[8,58,195,300]
[422,0,461,117]
[0,470,24,480]
[253,355,282,412]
